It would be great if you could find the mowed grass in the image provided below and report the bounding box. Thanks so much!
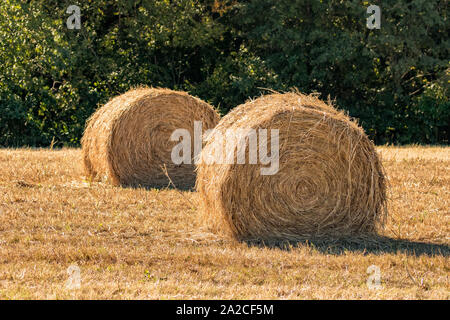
[0,146,448,299]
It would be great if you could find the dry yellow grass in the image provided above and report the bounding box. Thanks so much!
[0,146,448,299]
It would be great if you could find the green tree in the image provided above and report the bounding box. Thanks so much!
[0,0,448,146]
[223,0,449,143]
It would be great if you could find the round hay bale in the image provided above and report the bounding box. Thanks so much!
[81,87,220,188]
[196,92,387,240]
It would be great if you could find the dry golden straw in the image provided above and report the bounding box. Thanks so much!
[81,87,220,188]
[196,92,387,240]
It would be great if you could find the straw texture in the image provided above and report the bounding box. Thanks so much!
[82,87,220,188]
[196,92,387,240]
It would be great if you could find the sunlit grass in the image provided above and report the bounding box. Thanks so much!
[0,147,448,299]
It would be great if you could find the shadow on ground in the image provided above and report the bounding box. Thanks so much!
[120,183,195,192]
[245,235,450,257]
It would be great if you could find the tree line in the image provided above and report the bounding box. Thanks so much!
[0,0,448,146]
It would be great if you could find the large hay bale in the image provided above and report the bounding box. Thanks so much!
[81,87,220,188]
[196,92,387,240]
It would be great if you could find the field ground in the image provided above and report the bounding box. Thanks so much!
[0,146,448,299]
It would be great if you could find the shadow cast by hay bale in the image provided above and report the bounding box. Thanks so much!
[120,182,195,191]
[245,235,450,257]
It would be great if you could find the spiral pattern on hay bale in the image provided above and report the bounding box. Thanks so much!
[196,92,387,240]
[81,87,220,188]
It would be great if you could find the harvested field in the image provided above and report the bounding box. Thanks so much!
[0,147,448,299]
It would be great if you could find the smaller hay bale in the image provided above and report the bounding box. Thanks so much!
[81,87,220,188]
[196,92,387,240]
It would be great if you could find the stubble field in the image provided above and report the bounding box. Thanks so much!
[0,146,448,299]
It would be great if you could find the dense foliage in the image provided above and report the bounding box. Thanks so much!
[0,0,448,146]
